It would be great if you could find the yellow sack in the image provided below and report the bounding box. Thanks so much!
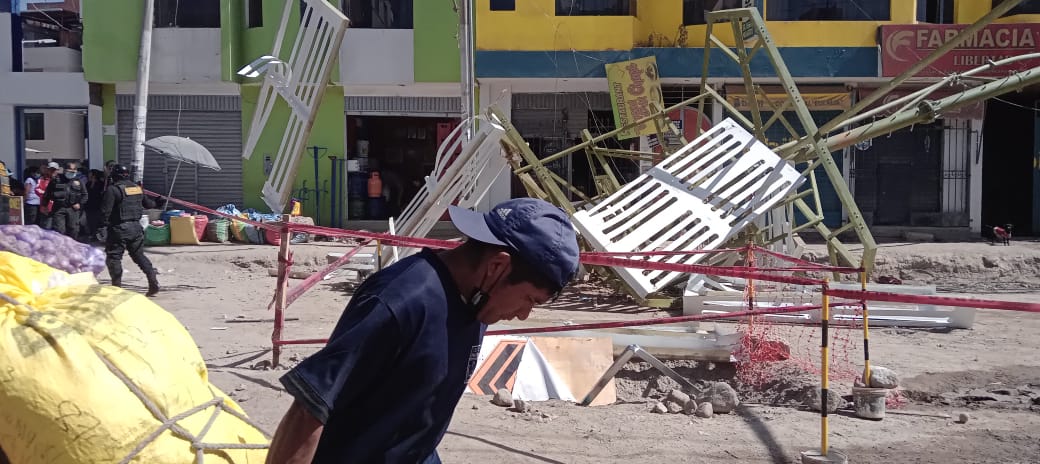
[0,252,268,463]
[169,215,201,245]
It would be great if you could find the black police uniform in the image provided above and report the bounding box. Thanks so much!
[48,174,88,239]
[99,177,160,296]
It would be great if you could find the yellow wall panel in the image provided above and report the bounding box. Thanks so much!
[477,0,635,50]
[475,1,1040,51]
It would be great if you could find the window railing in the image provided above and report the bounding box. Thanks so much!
[154,0,220,28]
[918,0,954,24]
[341,0,413,29]
[682,0,762,25]
[556,0,635,17]
[994,0,1040,16]
[767,0,890,21]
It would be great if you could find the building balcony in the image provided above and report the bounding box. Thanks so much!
[21,45,81,72]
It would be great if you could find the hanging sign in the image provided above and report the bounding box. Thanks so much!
[606,56,664,140]
[881,23,1040,78]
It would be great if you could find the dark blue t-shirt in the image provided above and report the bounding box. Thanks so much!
[280,249,485,463]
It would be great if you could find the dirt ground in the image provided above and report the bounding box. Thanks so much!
[118,238,1040,463]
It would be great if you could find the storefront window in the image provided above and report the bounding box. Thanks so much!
[917,0,954,23]
[342,0,413,29]
[994,0,1040,16]
[154,0,220,28]
[766,0,890,21]
[682,0,763,25]
[556,0,634,16]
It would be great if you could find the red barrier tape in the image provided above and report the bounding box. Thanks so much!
[146,190,854,280]
[284,240,372,307]
[824,288,1040,314]
[579,254,824,286]
[750,244,860,272]
[583,248,747,257]
[284,223,460,249]
[143,189,278,231]
[274,304,828,346]
[485,304,830,336]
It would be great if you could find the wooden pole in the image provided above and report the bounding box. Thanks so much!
[272,214,292,368]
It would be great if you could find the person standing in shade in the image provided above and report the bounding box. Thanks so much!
[45,162,87,239]
[265,198,581,464]
[98,164,160,296]
[84,169,106,238]
[35,162,58,229]
[22,166,41,226]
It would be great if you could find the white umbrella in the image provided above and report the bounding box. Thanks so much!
[144,136,222,211]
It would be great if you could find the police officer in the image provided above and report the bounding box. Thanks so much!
[46,165,88,239]
[98,164,160,296]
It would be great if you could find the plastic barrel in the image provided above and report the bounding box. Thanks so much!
[161,210,184,225]
[347,172,367,199]
[366,197,385,220]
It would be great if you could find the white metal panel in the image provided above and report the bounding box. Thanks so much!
[341,29,413,85]
[384,113,509,267]
[241,0,349,214]
[573,119,805,298]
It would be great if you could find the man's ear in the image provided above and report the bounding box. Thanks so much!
[484,250,512,283]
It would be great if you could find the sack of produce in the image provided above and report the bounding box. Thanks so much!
[205,219,230,243]
[0,225,105,276]
[0,252,269,463]
[144,224,172,246]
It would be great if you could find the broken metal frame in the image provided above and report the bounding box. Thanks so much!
[697,8,874,274]
[240,0,349,215]
[580,344,698,407]
[497,1,1040,305]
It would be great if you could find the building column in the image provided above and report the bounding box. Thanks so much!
[969,118,984,234]
[478,81,512,211]
[0,105,16,174]
[87,104,103,170]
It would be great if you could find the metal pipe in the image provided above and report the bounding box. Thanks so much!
[162,161,182,213]
[777,64,1040,157]
[514,93,711,173]
[329,156,338,227]
[838,52,1040,128]
[817,0,1026,135]
[821,278,831,456]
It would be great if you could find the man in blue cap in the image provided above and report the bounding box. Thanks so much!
[266,197,580,464]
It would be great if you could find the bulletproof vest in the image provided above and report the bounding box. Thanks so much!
[117,181,145,222]
[62,180,86,207]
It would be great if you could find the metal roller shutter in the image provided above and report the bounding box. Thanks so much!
[116,95,242,209]
[344,96,461,117]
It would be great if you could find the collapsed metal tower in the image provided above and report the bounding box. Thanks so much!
[495,3,1040,303]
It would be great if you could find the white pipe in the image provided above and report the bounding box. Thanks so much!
[459,0,476,140]
[130,0,155,183]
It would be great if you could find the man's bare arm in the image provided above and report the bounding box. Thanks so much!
[266,400,324,464]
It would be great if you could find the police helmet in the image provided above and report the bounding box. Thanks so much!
[110,164,131,181]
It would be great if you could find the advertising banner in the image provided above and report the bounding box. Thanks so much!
[726,92,851,112]
[881,23,1040,78]
[606,56,664,140]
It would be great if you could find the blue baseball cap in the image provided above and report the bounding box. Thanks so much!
[448,198,580,290]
